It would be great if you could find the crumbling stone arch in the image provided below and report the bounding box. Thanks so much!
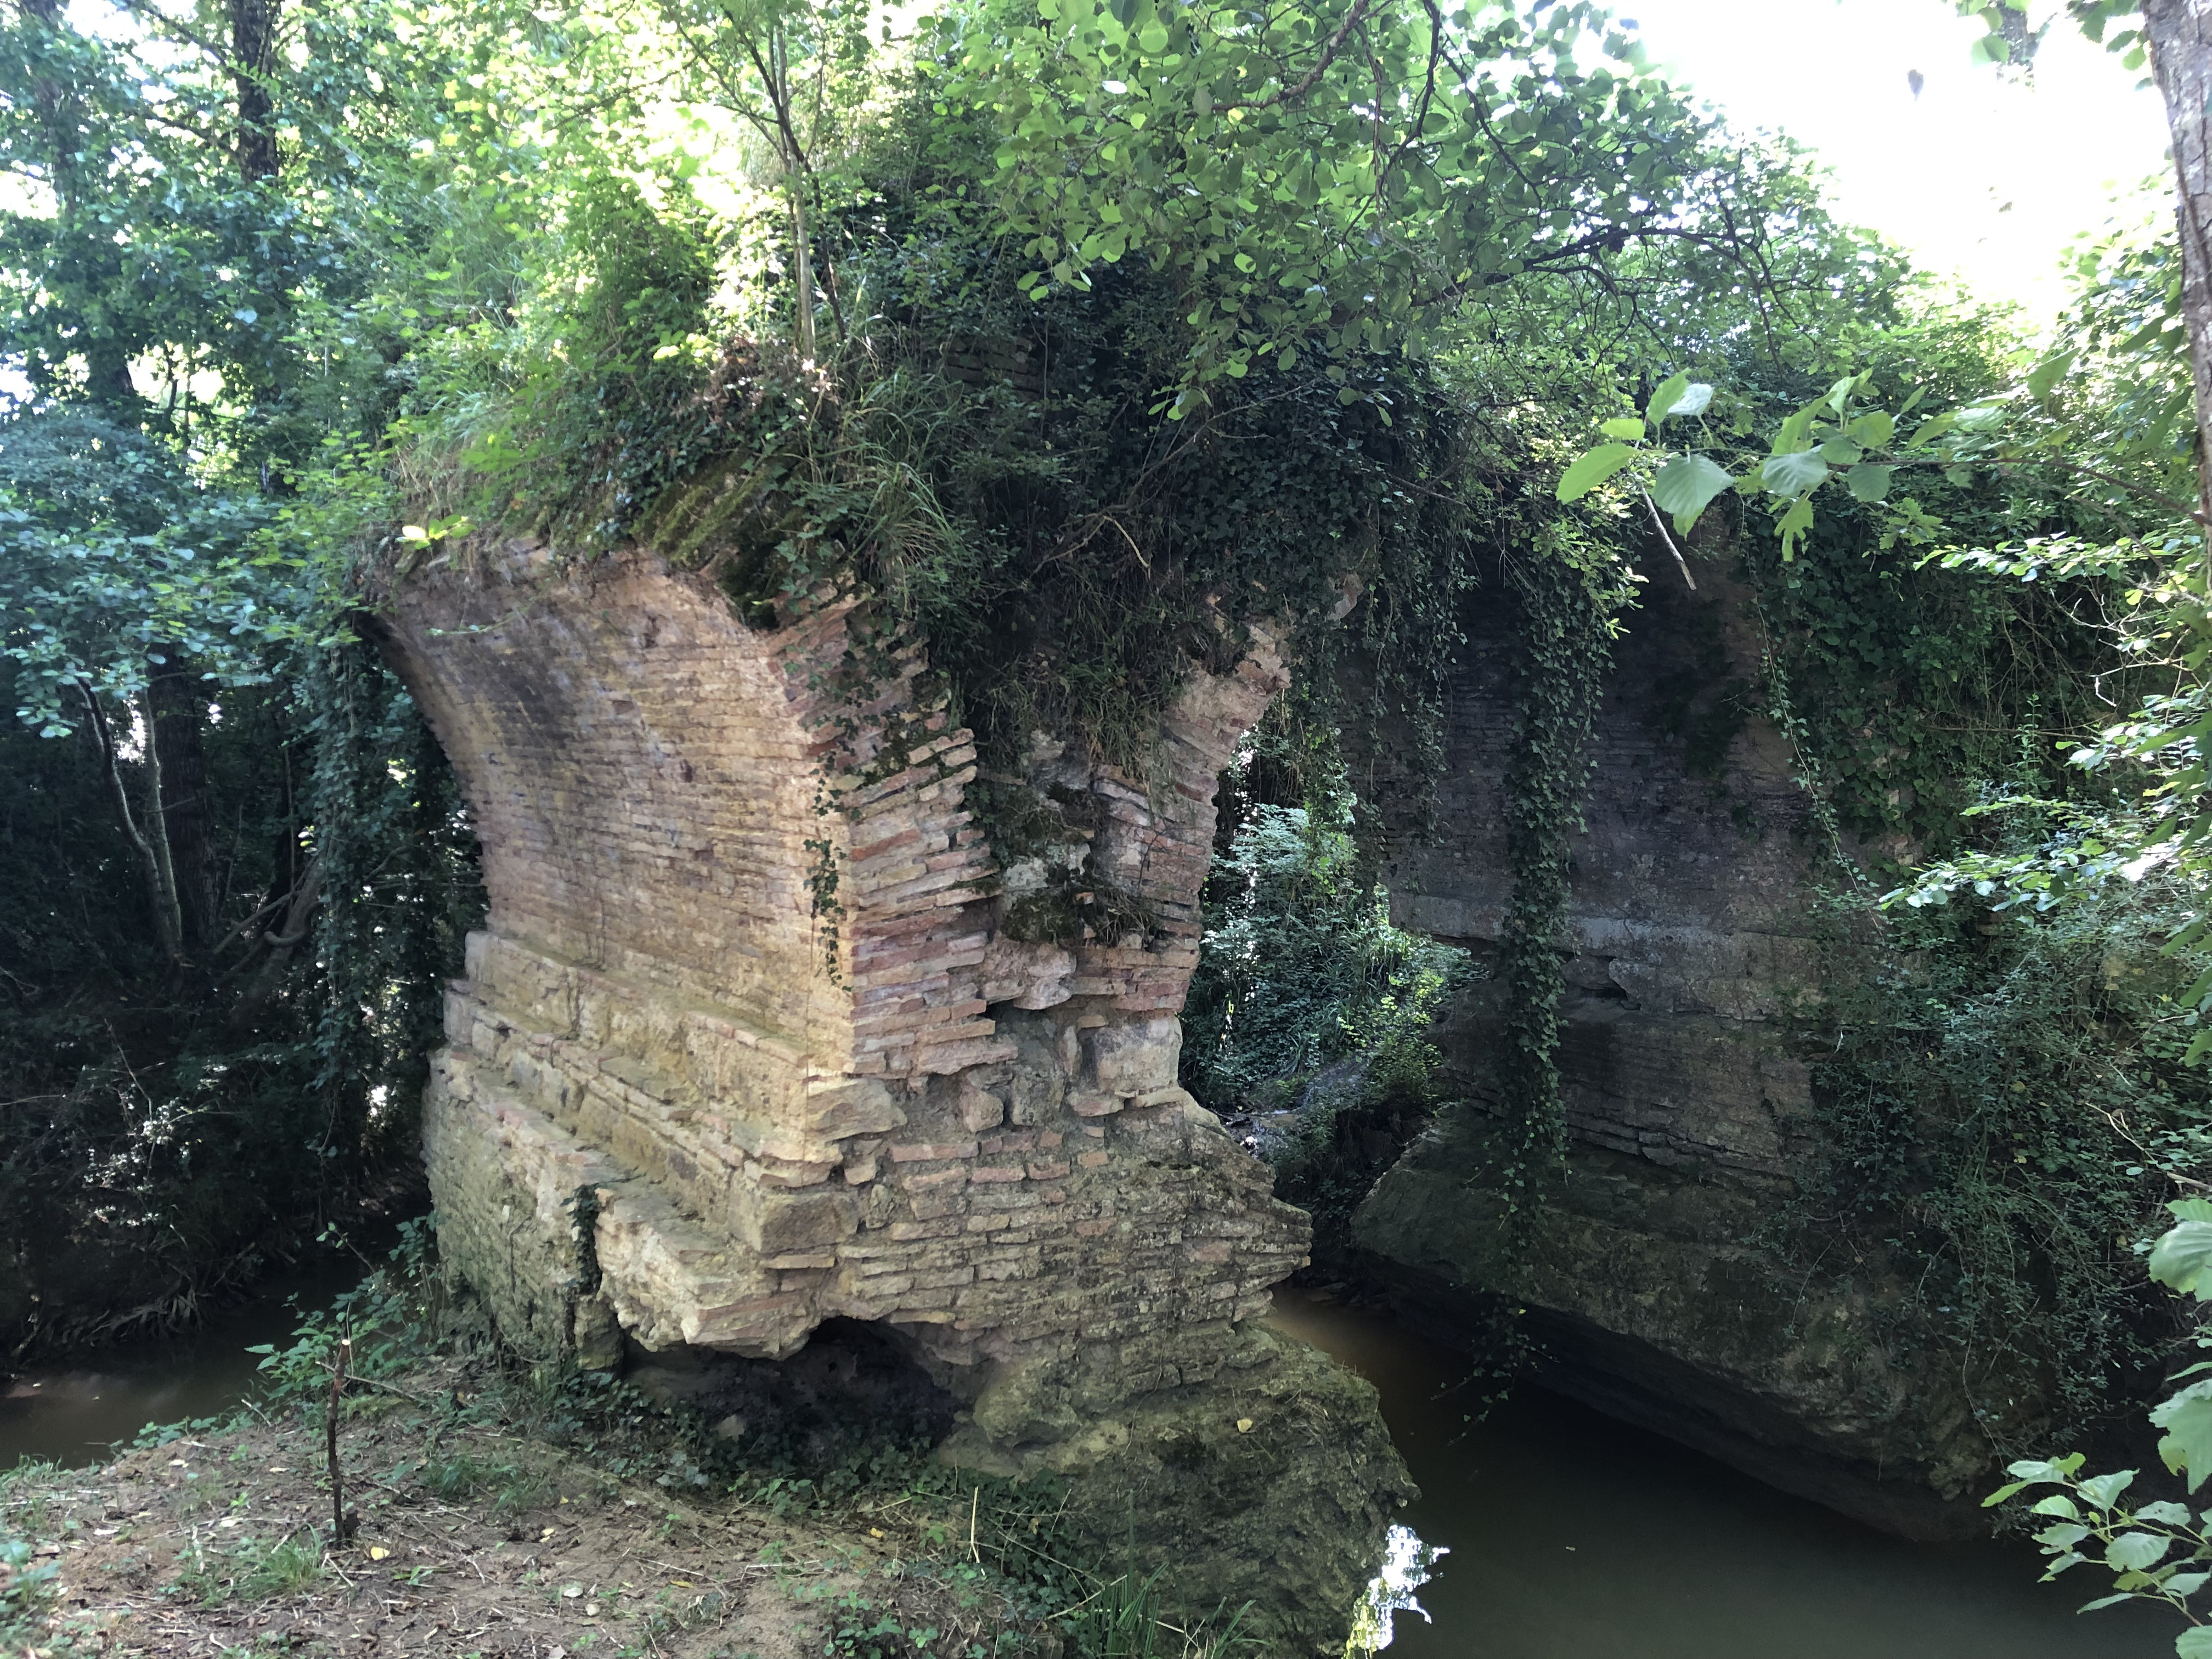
[372,535,1409,1650]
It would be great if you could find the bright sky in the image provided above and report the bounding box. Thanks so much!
[1619,0,2172,326]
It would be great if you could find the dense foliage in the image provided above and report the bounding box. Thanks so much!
[7,19,2212,1655]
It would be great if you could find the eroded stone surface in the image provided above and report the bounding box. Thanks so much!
[1353,564,1998,1538]
[374,538,1408,1649]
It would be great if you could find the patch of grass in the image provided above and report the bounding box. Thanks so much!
[1059,1568,1259,1659]
[0,1536,59,1645]
[171,1527,328,1606]
[418,1448,554,1512]
[0,1459,63,1543]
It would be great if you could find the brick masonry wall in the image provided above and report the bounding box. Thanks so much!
[376,537,1308,1402]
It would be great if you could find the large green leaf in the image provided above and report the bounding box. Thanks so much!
[2177,1627,2212,1658]
[2027,352,2076,401]
[1844,464,1895,504]
[1557,443,1640,503]
[1848,410,1895,448]
[1649,453,1735,532]
[2107,1532,2172,1572]
[2155,1384,2212,1490]
[1600,416,1646,440]
[1762,451,1830,496]
[2151,1209,2212,1301]
[1645,373,1689,427]
[2083,1470,2139,1511]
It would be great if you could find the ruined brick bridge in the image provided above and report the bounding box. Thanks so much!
[370,537,1409,1651]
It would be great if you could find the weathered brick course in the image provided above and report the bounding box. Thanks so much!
[380,537,1310,1381]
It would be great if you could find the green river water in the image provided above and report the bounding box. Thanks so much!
[1271,1287,2174,1658]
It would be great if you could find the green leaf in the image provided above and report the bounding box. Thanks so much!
[1775,497,1814,561]
[1665,382,1713,420]
[1819,436,1863,464]
[1601,417,1646,440]
[2169,1572,2212,1599]
[2156,1385,2212,1490]
[2027,352,2076,401]
[1646,371,1689,427]
[2137,1502,2197,1524]
[1557,443,1640,503]
[2079,1593,2140,1612]
[2152,1219,2212,1301]
[2035,1522,2091,1549]
[1848,410,1895,448]
[2108,1532,2172,1572]
[2177,1628,2212,1659]
[1844,464,1895,504]
[1649,453,1735,531]
[2083,1471,2139,1511]
[1762,452,1830,495]
[2032,1495,2085,1520]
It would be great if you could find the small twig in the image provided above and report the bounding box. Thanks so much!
[967,1485,979,1564]
[1641,490,1698,590]
[326,1314,356,1545]
[1219,0,1380,112]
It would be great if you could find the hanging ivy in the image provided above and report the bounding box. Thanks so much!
[1489,534,1616,1213]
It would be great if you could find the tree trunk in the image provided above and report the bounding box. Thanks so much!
[137,690,185,962]
[227,848,324,1034]
[78,684,183,962]
[149,665,221,954]
[790,174,818,365]
[232,0,281,184]
[768,26,817,365]
[2143,0,2212,524]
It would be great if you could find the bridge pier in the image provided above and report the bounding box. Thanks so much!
[373,537,1410,1649]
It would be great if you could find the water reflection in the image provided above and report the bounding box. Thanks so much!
[1,1269,361,1471]
[1350,1522,1447,1654]
[1271,1286,2175,1659]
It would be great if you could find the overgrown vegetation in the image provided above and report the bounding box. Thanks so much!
[0,1227,1264,1658]
[1182,767,1469,1258]
[13,0,2212,1650]
[1779,870,2212,1458]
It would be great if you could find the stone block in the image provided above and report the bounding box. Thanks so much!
[1082,1016,1182,1096]
[957,1084,1006,1132]
[804,1076,908,1139]
[737,1184,858,1255]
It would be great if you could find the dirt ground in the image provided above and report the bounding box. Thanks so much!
[1,1383,1056,1659]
